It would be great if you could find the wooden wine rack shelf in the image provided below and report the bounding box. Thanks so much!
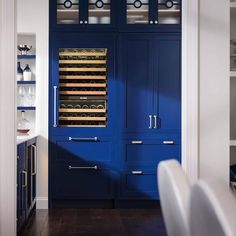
[59,52,107,57]
[60,83,106,88]
[59,68,107,72]
[59,109,106,113]
[59,75,106,80]
[59,60,106,64]
[59,117,106,121]
[60,91,106,95]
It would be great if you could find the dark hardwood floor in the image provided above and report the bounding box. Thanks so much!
[19,209,167,236]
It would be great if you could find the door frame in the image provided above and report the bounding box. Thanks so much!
[181,0,199,183]
[0,0,17,235]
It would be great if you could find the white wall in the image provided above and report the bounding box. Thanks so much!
[199,0,230,183]
[17,0,49,209]
[0,0,17,234]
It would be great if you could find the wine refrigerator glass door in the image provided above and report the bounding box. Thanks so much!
[57,48,108,129]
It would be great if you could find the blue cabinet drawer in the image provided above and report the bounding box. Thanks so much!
[119,169,158,199]
[52,164,114,199]
[123,142,180,168]
[51,137,113,166]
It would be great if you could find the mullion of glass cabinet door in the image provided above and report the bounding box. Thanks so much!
[80,0,88,23]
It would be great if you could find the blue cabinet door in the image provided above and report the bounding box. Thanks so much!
[118,34,154,134]
[119,169,159,199]
[154,35,181,133]
[17,143,26,232]
[49,33,116,137]
[50,0,117,31]
[51,163,115,199]
[50,136,114,167]
[118,33,181,136]
[118,0,181,32]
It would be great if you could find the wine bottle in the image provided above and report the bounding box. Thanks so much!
[17,62,23,81]
[23,64,32,81]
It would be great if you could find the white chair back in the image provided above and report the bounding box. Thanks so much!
[158,160,191,236]
[190,181,236,236]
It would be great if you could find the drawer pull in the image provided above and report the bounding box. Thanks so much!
[131,141,143,145]
[132,171,143,175]
[163,141,174,145]
[68,165,98,170]
[69,137,98,142]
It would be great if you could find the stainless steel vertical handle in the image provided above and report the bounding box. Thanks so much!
[22,171,27,187]
[149,115,152,129]
[53,86,57,127]
[32,145,37,175]
[154,115,157,129]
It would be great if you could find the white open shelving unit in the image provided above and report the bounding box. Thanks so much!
[17,34,37,137]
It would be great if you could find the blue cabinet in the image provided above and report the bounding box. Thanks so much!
[17,143,26,233]
[17,139,37,233]
[118,34,181,135]
[117,138,180,199]
[51,163,114,199]
[26,139,37,217]
[49,0,181,207]
[50,0,117,30]
[50,0,181,32]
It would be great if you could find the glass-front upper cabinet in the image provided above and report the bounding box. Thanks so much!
[126,0,150,24]
[125,0,181,26]
[57,0,80,24]
[55,0,114,27]
[157,0,181,24]
[88,0,111,24]
[52,0,181,29]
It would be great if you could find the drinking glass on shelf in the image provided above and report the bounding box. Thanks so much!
[18,86,25,106]
[27,86,35,106]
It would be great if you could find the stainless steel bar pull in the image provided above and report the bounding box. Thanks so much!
[53,86,58,127]
[149,115,152,129]
[163,141,175,145]
[68,165,98,170]
[132,171,143,175]
[153,115,157,129]
[69,137,98,142]
[131,141,143,144]
[22,171,27,187]
[32,145,37,175]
